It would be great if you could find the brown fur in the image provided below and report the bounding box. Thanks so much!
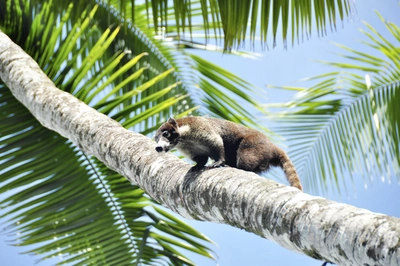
[155,117,303,191]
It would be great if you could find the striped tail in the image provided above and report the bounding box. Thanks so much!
[280,152,303,191]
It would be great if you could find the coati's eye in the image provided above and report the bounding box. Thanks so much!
[162,131,170,138]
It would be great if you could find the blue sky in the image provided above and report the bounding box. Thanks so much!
[1,1,399,265]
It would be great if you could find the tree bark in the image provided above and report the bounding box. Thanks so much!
[0,30,399,266]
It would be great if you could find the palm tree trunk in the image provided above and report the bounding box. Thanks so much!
[1,30,399,266]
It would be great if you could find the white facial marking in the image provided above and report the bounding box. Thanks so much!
[178,124,190,135]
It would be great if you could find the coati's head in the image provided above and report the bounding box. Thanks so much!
[155,117,180,153]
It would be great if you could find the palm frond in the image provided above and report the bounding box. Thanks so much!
[6,0,355,129]
[141,0,353,50]
[85,0,267,130]
[0,1,214,265]
[93,0,353,129]
[267,12,400,194]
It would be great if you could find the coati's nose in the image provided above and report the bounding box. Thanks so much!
[155,146,163,152]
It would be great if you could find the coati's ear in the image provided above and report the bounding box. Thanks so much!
[168,117,177,126]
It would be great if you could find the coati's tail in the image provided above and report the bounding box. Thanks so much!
[280,152,303,191]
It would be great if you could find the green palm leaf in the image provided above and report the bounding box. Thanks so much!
[268,12,400,194]
[4,0,354,128]
[141,0,353,50]
[0,2,214,265]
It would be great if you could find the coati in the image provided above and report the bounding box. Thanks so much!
[155,116,303,191]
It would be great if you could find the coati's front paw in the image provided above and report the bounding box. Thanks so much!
[207,160,225,169]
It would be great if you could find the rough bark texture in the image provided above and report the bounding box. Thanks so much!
[1,30,399,266]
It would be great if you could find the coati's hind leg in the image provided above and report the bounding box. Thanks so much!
[236,134,266,173]
[236,152,264,173]
[236,134,303,191]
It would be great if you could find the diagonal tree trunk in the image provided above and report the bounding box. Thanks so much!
[0,30,399,266]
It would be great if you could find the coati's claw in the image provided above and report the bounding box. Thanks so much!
[207,161,225,169]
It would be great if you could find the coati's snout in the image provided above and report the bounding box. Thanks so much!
[155,146,164,152]
[154,137,173,152]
